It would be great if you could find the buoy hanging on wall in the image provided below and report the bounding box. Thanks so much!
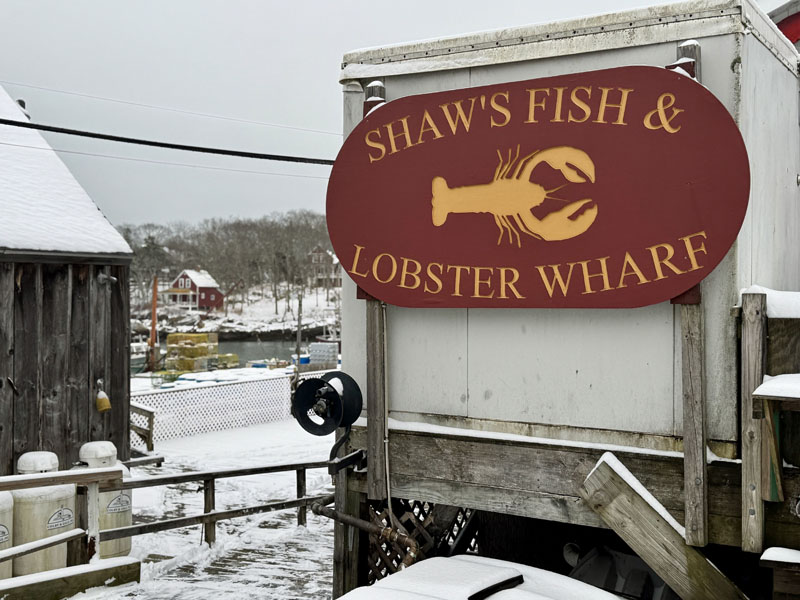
[95,378,111,413]
[292,371,362,436]
[96,390,111,413]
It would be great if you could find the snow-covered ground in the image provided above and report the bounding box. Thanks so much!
[133,288,340,336]
[75,420,335,599]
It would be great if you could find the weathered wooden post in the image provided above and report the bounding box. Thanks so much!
[672,41,709,549]
[741,292,767,553]
[296,468,307,527]
[332,79,371,599]
[86,482,100,560]
[363,80,389,505]
[204,478,216,545]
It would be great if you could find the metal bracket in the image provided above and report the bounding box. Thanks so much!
[326,425,368,475]
[328,449,367,476]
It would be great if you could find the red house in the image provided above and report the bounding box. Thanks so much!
[166,269,224,311]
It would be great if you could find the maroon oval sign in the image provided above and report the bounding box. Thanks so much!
[327,66,750,308]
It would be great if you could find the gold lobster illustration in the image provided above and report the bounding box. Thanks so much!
[430,145,597,246]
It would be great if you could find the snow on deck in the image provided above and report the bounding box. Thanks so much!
[73,420,335,599]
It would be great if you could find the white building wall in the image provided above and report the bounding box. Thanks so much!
[339,1,800,448]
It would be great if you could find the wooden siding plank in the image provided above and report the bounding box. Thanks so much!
[89,266,109,443]
[741,293,767,552]
[0,263,14,475]
[109,265,130,460]
[766,318,800,468]
[348,427,800,549]
[13,264,42,461]
[766,319,800,375]
[581,460,747,600]
[40,264,71,465]
[681,303,708,546]
[67,265,90,467]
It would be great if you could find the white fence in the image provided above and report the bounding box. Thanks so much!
[130,371,329,445]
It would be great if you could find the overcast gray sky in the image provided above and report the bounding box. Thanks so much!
[0,0,784,226]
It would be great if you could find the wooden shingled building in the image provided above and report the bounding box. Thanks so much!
[0,85,133,475]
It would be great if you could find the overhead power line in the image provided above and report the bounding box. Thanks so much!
[0,78,342,136]
[0,117,335,165]
[0,139,331,180]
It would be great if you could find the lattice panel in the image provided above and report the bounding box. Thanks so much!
[366,500,477,584]
[131,370,330,445]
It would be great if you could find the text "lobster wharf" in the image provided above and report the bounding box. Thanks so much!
[347,231,707,302]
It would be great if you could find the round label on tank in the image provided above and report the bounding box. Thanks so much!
[0,524,8,543]
[107,492,131,514]
[47,507,74,530]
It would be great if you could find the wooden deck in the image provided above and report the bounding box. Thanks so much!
[347,426,800,550]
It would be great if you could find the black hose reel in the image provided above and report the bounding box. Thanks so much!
[291,371,366,475]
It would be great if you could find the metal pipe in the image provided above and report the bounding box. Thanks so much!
[311,498,418,568]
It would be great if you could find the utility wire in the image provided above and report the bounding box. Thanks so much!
[0,118,336,165]
[0,78,342,136]
[0,139,331,180]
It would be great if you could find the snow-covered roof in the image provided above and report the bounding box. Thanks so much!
[181,269,220,289]
[0,85,132,259]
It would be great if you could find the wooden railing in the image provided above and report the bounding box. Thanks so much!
[0,467,125,564]
[0,459,330,568]
[98,460,330,546]
[130,401,155,452]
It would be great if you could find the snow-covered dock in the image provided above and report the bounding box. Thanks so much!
[75,420,335,599]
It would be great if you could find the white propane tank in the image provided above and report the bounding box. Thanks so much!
[77,442,131,558]
[0,492,13,580]
[12,451,75,576]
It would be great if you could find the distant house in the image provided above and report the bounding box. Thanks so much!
[166,269,224,311]
[308,246,342,288]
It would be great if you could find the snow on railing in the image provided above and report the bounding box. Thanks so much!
[130,370,331,444]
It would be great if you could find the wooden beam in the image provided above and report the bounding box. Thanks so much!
[0,263,14,476]
[296,468,307,527]
[681,303,708,546]
[40,264,71,466]
[741,293,767,552]
[366,298,387,501]
[14,264,42,460]
[0,467,123,492]
[86,482,100,560]
[580,458,747,600]
[0,557,140,600]
[109,265,130,461]
[121,453,164,468]
[67,265,90,469]
[203,478,216,545]
[89,265,110,443]
[101,494,330,541]
[347,426,800,549]
[363,79,388,503]
[0,528,84,564]
[98,460,328,492]
[333,467,364,598]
